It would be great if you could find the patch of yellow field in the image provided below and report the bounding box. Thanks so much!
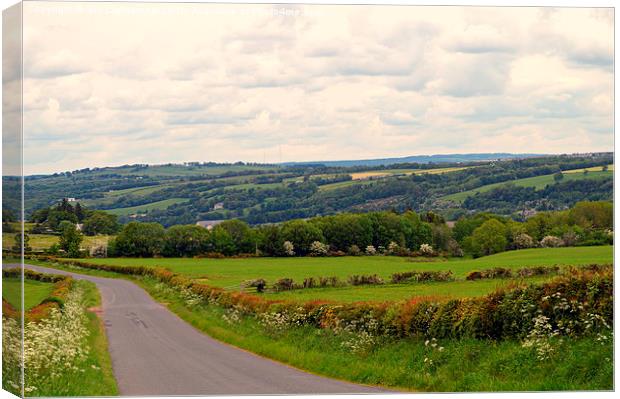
[563,164,613,174]
[350,166,470,180]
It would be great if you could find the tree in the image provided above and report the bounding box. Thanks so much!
[602,165,608,172]
[74,202,85,222]
[469,219,508,257]
[113,222,165,257]
[208,226,236,256]
[568,201,612,229]
[280,220,324,256]
[217,219,255,254]
[163,225,210,257]
[59,222,83,257]
[82,211,120,236]
[12,233,31,252]
[256,224,284,256]
[553,172,564,182]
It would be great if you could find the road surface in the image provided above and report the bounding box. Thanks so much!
[3,263,388,395]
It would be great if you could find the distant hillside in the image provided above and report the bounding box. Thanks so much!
[282,153,546,167]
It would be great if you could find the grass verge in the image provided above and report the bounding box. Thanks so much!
[138,275,613,392]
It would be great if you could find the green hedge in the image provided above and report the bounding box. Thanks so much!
[32,256,613,341]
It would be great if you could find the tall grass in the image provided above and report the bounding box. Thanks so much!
[2,280,118,396]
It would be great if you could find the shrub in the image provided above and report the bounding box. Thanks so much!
[273,278,295,292]
[391,270,454,283]
[318,276,340,287]
[365,245,377,255]
[514,233,535,249]
[347,245,361,256]
[283,241,295,256]
[347,274,383,286]
[446,239,464,257]
[419,243,434,256]
[309,241,329,257]
[517,265,560,278]
[540,235,564,248]
[466,267,512,280]
[387,241,400,255]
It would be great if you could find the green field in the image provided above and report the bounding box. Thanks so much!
[105,198,189,216]
[443,167,613,202]
[2,277,55,310]
[320,166,472,191]
[72,246,612,302]
[3,233,112,252]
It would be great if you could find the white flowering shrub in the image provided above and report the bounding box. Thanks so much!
[3,286,91,395]
[522,315,560,361]
[540,235,564,248]
[179,287,203,307]
[365,245,377,255]
[387,241,400,255]
[341,330,375,355]
[283,241,295,256]
[514,233,535,249]
[419,243,434,256]
[258,312,291,335]
[309,241,329,256]
[222,306,242,325]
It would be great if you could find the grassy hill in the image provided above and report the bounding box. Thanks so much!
[443,166,613,203]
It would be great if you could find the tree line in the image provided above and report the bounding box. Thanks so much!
[104,201,611,258]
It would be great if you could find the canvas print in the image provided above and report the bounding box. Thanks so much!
[1,1,614,396]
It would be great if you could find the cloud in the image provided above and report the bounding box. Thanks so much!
[19,3,613,174]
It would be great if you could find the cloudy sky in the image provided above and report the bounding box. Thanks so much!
[18,2,614,174]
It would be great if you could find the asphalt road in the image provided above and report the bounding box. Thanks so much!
[4,264,388,396]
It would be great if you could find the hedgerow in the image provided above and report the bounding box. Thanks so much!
[30,256,613,342]
[2,268,73,322]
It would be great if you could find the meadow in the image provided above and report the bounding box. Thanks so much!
[105,198,190,216]
[2,233,112,252]
[443,166,613,202]
[72,246,612,302]
[2,277,55,310]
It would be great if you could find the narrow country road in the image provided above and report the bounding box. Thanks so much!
[4,263,388,395]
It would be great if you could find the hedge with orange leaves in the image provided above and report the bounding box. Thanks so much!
[27,256,613,341]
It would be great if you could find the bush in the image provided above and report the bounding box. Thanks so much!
[283,241,295,256]
[466,267,512,280]
[347,274,383,286]
[347,245,361,256]
[309,241,329,257]
[540,235,564,248]
[391,270,454,283]
[365,245,377,255]
[419,243,434,256]
[273,278,295,292]
[446,239,464,257]
[514,233,535,249]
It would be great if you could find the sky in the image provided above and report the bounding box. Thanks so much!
[13,2,615,174]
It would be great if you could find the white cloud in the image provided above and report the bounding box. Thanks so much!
[20,3,613,174]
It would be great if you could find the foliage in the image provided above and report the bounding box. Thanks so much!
[82,211,119,236]
[467,219,508,258]
[111,221,165,257]
[59,222,84,257]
